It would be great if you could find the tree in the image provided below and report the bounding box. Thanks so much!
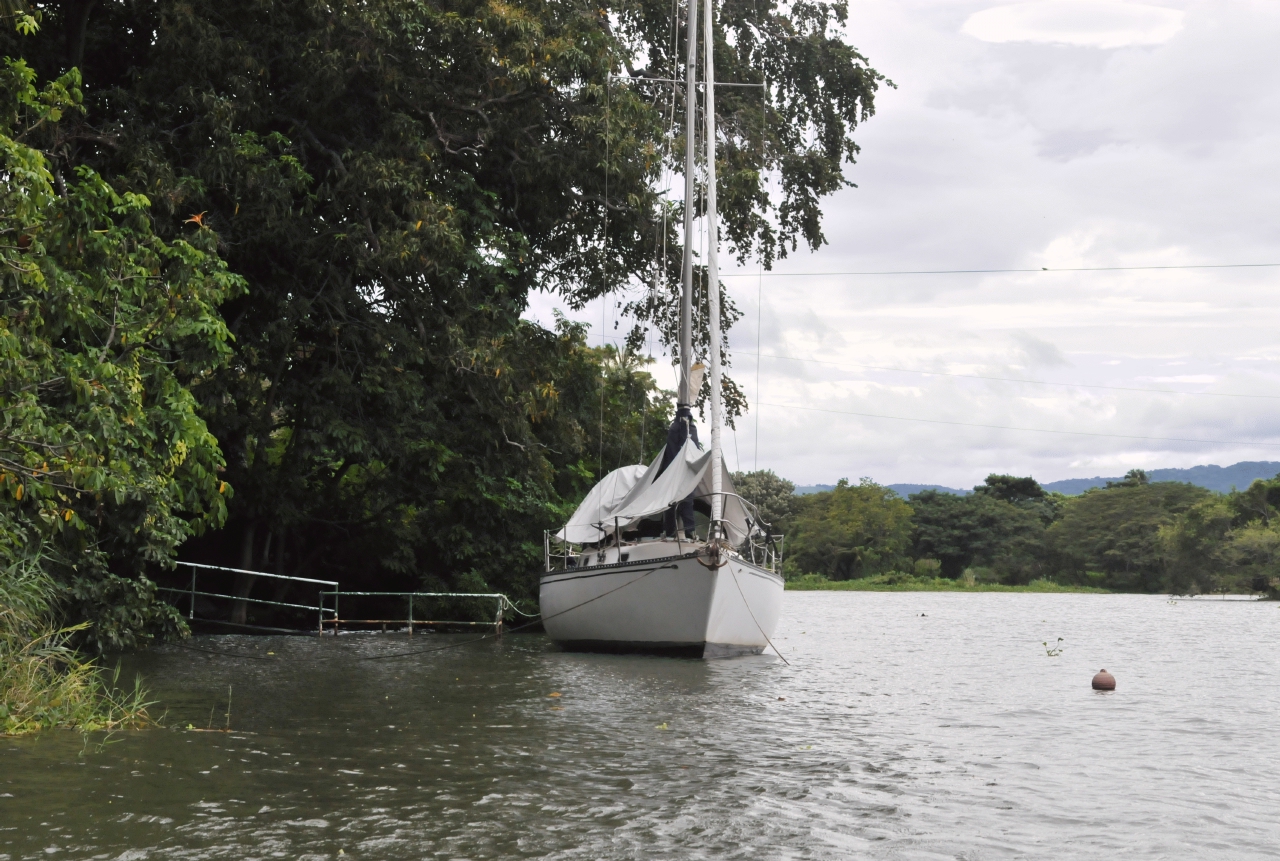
[973,474,1045,504]
[1162,476,1280,597]
[1160,495,1235,595]
[785,478,911,580]
[1216,521,1280,598]
[1,0,886,611]
[731,469,796,533]
[908,489,1045,581]
[973,473,1063,528]
[1048,481,1209,592]
[0,60,242,649]
[1107,468,1150,488]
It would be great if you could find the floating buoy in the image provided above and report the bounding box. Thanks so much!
[1092,669,1116,691]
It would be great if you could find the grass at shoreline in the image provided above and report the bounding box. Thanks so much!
[2,558,157,736]
[785,574,1111,593]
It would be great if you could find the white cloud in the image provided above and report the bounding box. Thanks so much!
[962,1,1185,50]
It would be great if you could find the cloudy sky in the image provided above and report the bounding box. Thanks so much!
[528,0,1280,488]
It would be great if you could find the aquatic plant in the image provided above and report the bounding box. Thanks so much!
[0,552,155,736]
[1043,638,1064,657]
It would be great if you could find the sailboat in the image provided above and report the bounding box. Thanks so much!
[538,0,785,658]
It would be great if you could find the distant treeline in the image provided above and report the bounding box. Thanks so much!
[733,470,1280,596]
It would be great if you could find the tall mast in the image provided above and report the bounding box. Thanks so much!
[703,0,723,533]
[678,0,698,407]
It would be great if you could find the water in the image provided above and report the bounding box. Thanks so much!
[3,592,1278,859]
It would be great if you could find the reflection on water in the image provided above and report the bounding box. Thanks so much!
[3,593,1279,859]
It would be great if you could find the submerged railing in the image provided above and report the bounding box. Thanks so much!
[158,562,338,633]
[321,591,521,635]
[159,563,530,635]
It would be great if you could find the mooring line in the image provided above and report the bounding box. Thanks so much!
[156,563,791,667]
[355,564,677,661]
[167,641,277,661]
[730,569,790,666]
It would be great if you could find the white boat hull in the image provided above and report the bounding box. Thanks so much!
[539,542,784,658]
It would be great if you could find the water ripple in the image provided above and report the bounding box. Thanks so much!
[1,593,1277,859]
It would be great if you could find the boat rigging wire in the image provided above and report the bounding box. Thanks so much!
[754,78,766,471]
[598,75,611,480]
[756,400,1280,448]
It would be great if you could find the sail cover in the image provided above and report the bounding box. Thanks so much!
[556,464,649,543]
[555,438,755,544]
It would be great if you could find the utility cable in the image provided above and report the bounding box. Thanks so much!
[586,330,1280,402]
[738,350,1280,401]
[719,262,1280,278]
[756,400,1280,448]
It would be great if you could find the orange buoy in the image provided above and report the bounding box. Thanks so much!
[1092,669,1116,691]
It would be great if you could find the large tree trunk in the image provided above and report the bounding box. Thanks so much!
[63,0,97,70]
[229,522,257,626]
[269,530,292,603]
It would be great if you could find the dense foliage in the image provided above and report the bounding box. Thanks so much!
[730,468,796,532]
[1046,470,1210,592]
[0,0,886,644]
[737,468,1280,596]
[1,60,241,649]
[783,478,911,580]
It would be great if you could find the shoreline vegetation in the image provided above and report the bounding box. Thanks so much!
[785,573,1110,593]
[734,470,1280,599]
[1,557,155,737]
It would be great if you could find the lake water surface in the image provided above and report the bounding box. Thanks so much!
[3,592,1278,859]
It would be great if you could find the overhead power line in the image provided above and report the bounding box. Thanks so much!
[588,332,1280,402]
[757,401,1280,448]
[736,350,1280,401]
[720,262,1280,277]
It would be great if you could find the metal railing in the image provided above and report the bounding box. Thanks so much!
[159,564,532,635]
[158,562,339,633]
[321,591,516,635]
